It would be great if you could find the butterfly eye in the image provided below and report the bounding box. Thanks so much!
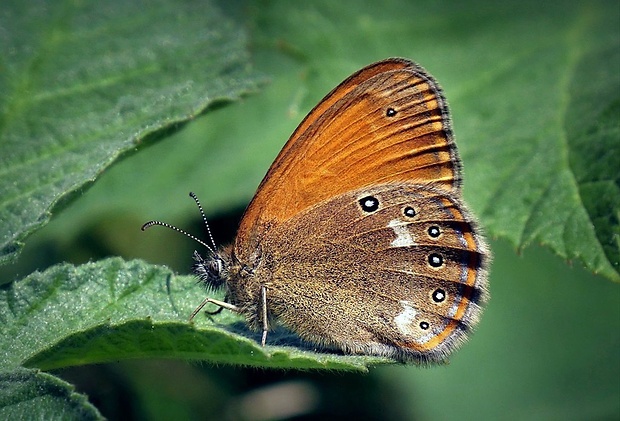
[428,225,441,238]
[428,253,444,268]
[209,259,222,275]
[431,288,446,303]
[403,206,416,218]
[386,107,397,117]
[359,196,379,212]
[419,321,430,330]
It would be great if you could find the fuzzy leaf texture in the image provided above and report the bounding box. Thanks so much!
[0,258,386,372]
[0,368,103,420]
[466,6,620,281]
[0,0,262,265]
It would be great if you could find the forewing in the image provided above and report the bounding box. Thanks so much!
[235,59,460,259]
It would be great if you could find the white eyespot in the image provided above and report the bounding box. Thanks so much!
[358,195,379,212]
[395,300,418,335]
[388,219,416,247]
[431,288,446,303]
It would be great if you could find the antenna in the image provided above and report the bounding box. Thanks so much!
[141,192,217,255]
[189,192,217,252]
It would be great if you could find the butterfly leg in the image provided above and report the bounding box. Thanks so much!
[189,296,239,321]
[261,285,268,346]
[203,293,232,315]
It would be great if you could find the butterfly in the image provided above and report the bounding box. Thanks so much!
[143,58,490,364]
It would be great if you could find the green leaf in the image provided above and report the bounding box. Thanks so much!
[0,368,102,420]
[0,258,387,372]
[458,3,620,281]
[0,0,262,266]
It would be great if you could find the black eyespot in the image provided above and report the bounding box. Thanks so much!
[359,196,379,212]
[432,288,446,303]
[419,321,430,330]
[428,226,441,238]
[386,107,397,117]
[428,253,443,268]
[403,206,416,218]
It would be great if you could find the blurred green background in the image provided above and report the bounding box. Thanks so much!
[2,0,618,419]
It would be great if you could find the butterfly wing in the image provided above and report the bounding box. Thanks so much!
[257,183,489,363]
[236,58,461,256]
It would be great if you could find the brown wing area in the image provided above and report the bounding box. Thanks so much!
[251,183,489,363]
[236,58,461,255]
